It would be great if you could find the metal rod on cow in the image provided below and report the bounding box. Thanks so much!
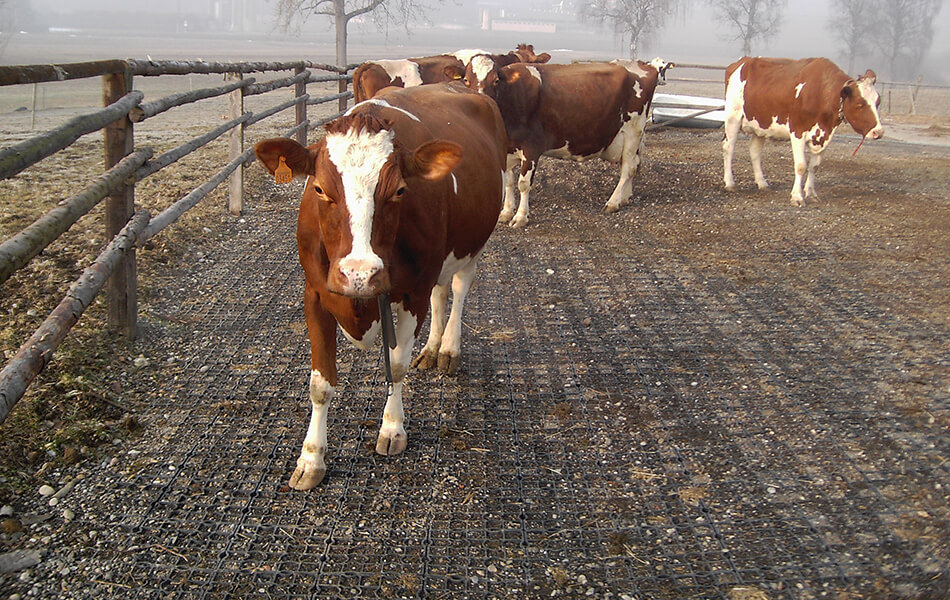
[377,293,397,387]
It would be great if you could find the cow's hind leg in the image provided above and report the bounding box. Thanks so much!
[803,150,822,200]
[789,135,808,206]
[749,134,769,189]
[411,283,447,370]
[436,256,479,374]
[376,302,418,456]
[722,115,742,191]
[604,121,644,213]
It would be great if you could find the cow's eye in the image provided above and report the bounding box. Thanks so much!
[314,184,324,195]
[394,186,407,201]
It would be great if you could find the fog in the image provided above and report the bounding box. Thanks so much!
[3,0,949,82]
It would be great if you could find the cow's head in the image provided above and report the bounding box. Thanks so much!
[255,114,461,299]
[841,69,884,140]
[464,54,500,96]
[648,57,674,85]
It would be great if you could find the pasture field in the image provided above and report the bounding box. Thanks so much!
[1,35,949,599]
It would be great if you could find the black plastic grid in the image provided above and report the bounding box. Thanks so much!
[18,179,948,599]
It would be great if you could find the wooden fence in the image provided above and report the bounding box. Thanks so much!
[0,58,354,424]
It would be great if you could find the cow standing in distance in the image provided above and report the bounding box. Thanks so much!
[722,56,884,206]
[463,58,670,228]
[254,82,507,489]
[352,44,551,103]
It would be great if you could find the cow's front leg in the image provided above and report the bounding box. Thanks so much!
[376,302,418,456]
[290,287,338,490]
[788,135,808,206]
[498,154,521,224]
[510,155,536,229]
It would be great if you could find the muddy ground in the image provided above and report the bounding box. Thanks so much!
[1,111,948,600]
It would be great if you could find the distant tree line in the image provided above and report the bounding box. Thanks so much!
[573,0,942,80]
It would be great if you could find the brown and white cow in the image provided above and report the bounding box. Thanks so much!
[722,56,884,206]
[352,45,551,103]
[254,82,507,489]
[464,59,668,227]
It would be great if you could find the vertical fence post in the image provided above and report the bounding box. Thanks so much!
[295,66,308,146]
[228,71,244,215]
[338,69,347,112]
[102,64,137,339]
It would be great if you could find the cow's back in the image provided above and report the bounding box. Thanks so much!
[727,57,849,135]
[531,63,651,157]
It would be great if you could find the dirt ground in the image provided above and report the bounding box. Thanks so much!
[1,42,949,599]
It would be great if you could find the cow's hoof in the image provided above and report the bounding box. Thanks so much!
[603,203,620,214]
[791,196,805,207]
[509,214,528,229]
[411,348,438,370]
[498,209,514,224]
[724,184,736,192]
[376,431,408,456]
[757,182,770,190]
[437,352,459,375]
[289,463,326,490]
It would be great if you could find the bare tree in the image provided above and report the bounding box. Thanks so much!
[275,0,432,68]
[827,0,877,73]
[707,0,786,55]
[874,0,943,79]
[579,0,682,58]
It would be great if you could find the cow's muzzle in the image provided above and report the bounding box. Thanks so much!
[331,257,390,298]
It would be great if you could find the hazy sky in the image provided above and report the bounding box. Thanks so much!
[12,0,950,79]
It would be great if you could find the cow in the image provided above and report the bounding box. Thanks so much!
[722,56,884,206]
[463,59,669,228]
[253,82,507,489]
[353,45,551,103]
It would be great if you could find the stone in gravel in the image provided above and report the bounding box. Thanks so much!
[38,485,55,497]
[0,505,13,516]
[0,550,41,573]
[63,509,75,522]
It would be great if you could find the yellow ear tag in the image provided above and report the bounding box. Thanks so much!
[274,156,293,184]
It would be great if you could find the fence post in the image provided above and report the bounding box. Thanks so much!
[295,66,308,146]
[102,64,137,339]
[228,71,244,215]
[339,69,347,112]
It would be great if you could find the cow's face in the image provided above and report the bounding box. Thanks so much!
[464,54,499,97]
[255,115,461,299]
[841,70,884,140]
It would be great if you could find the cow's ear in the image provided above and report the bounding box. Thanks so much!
[533,53,552,64]
[841,84,854,100]
[499,53,521,67]
[861,69,877,84]
[443,65,464,80]
[405,140,462,181]
[255,138,316,178]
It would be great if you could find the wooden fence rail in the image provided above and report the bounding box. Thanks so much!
[0,58,354,423]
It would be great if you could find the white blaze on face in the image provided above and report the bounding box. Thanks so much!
[470,54,496,92]
[857,77,884,137]
[373,59,424,88]
[325,126,395,280]
[452,48,490,66]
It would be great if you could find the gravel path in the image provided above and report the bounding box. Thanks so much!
[1,127,948,600]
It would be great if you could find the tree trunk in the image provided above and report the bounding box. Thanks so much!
[336,0,348,111]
